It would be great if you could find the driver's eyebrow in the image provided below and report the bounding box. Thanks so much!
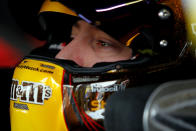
[72,21,81,29]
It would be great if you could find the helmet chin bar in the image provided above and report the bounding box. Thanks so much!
[10,49,196,131]
[8,52,186,130]
[9,55,133,131]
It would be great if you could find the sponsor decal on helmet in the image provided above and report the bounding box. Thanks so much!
[13,103,29,110]
[10,79,52,105]
[17,64,54,74]
[72,76,100,83]
[71,79,129,120]
[40,63,55,69]
[90,80,126,93]
[48,43,66,50]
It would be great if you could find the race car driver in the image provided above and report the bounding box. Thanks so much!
[10,0,196,131]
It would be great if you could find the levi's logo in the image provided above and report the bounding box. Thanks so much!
[10,79,52,105]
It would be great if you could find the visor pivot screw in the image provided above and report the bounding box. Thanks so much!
[116,65,121,70]
[95,21,101,26]
[158,9,171,20]
[160,40,168,47]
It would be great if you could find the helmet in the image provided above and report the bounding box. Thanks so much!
[10,0,196,131]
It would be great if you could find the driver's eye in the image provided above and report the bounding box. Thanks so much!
[97,40,112,47]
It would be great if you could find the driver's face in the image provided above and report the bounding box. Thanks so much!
[55,20,132,67]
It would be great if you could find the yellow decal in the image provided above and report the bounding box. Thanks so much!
[40,0,77,16]
[10,79,52,105]
[90,100,106,111]
[10,59,68,131]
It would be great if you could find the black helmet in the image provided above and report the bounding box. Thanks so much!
[36,0,196,64]
[10,0,196,131]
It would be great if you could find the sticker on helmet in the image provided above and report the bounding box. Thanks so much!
[90,80,126,93]
[10,79,52,105]
[72,76,100,83]
[68,79,129,121]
